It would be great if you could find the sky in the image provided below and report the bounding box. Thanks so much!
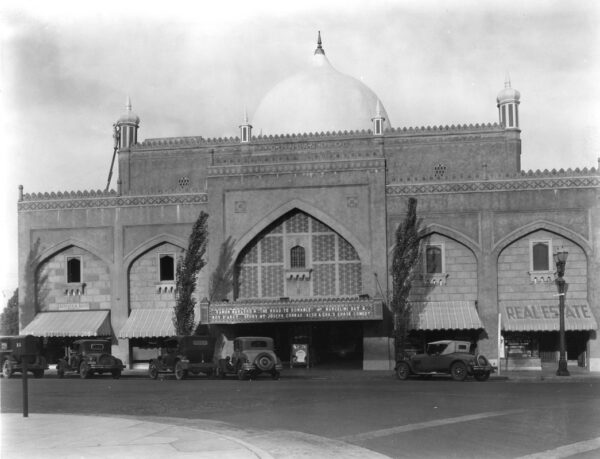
[1,0,599,302]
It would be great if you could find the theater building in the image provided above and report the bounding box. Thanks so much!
[17,35,600,371]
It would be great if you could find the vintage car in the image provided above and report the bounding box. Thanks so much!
[148,335,215,380]
[0,335,48,378]
[57,339,125,379]
[395,340,494,381]
[215,336,283,380]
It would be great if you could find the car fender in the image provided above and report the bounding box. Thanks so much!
[395,359,415,373]
[450,359,472,374]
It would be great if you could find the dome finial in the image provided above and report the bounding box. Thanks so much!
[504,72,511,89]
[314,31,325,55]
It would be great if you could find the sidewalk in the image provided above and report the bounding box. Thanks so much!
[1,413,390,459]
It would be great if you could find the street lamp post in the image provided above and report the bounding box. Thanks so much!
[554,249,570,376]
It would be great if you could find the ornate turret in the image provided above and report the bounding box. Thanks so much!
[239,108,252,143]
[371,100,385,135]
[496,75,520,130]
[115,97,140,149]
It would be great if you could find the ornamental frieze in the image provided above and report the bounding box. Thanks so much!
[387,175,599,195]
[18,192,208,212]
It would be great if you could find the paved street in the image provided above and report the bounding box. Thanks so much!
[2,369,600,458]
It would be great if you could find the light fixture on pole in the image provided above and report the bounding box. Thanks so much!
[554,248,570,376]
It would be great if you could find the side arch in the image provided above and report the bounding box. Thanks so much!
[492,220,592,260]
[232,199,369,264]
[37,238,113,268]
[387,223,482,263]
[123,233,187,268]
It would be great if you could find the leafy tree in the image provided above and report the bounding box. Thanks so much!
[208,236,236,302]
[391,197,424,359]
[173,211,208,335]
[0,289,19,335]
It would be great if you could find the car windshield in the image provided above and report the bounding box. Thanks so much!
[427,343,448,355]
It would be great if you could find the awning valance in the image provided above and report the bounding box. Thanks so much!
[118,308,175,338]
[500,302,597,331]
[21,310,112,337]
[408,301,484,330]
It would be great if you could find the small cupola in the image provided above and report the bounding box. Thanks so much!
[371,100,385,135]
[239,109,252,143]
[115,97,140,149]
[496,75,520,130]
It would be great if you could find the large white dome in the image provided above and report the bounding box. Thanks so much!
[252,38,391,136]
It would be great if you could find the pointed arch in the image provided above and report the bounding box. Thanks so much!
[232,198,368,264]
[123,233,187,268]
[387,223,481,263]
[492,220,591,260]
[37,238,112,268]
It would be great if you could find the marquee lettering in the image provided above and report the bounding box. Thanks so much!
[504,304,592,320]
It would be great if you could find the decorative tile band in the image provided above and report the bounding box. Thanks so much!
[18,193,208,212]
[209,158,386,177]
[387,176,600,195]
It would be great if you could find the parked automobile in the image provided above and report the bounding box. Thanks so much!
[0,335,48,378]
[395,340,494,381]
[215,336,283,380]
[148,335,215,380]
[57,339,124,379]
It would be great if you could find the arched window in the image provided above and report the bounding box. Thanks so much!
[159,254,175,281]
[67,257,81,283]
[290,246,306,269]
[532,242,550,271]
[425,246,442,274]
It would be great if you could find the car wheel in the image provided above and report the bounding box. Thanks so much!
[271,370,280,380]
[395,362,410,380]
[33,370,44,378]
[450,361,467,381]
[175,361,187,380]
[474,371,490,382]
[2,360,13,378]
[255,353,274,372]
[148,363,159,380]
[111,369,121,379]
[79,362,90,379]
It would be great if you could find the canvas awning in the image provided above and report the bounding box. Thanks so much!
[118,308,175,338]
[21,310,112,337]
[500,302,598,331]
[408,301,484,330]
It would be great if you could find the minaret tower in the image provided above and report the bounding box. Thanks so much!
[496,74,520,130]
[239,108,252,143]
[371,100,385,135]
[116,97,140,148]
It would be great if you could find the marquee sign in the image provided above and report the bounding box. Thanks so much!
[208,301,383,324]
[504,304,593,321]
[500,302,598,331]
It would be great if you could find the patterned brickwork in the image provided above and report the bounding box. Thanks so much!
[39,246,112,311]
[339,263,362,296]
[236,210,362,299]
[312,219,332,233]
[286,212,309,233]
[129,243,180,310]
[313,234,336,261]
[241,245,258,264]
[260,236,283,263]
[261,265,284,297]
[313,264,336,296]
[238,266,259,298]
[339,237,359,261]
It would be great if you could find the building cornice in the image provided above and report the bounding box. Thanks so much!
[387,169,599,195]
[18,191,208,212]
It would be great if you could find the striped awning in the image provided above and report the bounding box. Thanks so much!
[21,310,112,337]
[118,308,175,338]
[500,302,598,331]
[408,301,484,330]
